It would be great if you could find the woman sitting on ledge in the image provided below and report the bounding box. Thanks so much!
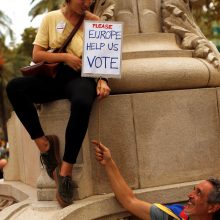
[6,0,110,207]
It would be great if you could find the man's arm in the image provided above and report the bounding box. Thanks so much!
[92,140,152,220]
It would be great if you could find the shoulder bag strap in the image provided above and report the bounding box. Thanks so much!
[57,13,85,53]
[154,203,181,220]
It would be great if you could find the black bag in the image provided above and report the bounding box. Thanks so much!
[20,61,60,77]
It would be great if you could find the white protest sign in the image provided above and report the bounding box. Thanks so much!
[82,20,123,78]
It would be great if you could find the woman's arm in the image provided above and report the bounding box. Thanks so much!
[32,45,82,71]
[32,45,66,63]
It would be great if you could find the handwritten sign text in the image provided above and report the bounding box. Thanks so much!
[82,20,123,78]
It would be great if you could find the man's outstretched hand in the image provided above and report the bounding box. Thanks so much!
[91,140,152,220]
[91,140,112,166]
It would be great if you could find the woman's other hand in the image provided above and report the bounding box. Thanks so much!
[65,53,82,71]
[96,79,111,99]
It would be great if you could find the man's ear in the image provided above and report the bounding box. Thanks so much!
[208,204,220,214]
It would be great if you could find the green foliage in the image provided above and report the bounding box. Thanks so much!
[29,0,64,20]
[192,0,220,39]
[0,0,64,139]
[0,10,14,40]
[0,12,35,139]
[0,40,32,140]
[17,27,38,57]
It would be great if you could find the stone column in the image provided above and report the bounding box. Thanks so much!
[114,0,161,33]
[114,0,139,34]
[137,0,161,33]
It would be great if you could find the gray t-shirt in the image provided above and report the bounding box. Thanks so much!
[150,205,173,220]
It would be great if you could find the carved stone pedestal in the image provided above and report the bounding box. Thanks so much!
[3,0,220,219]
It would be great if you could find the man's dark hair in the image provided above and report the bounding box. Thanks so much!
[207,178,220,203]
[207,178,220,220]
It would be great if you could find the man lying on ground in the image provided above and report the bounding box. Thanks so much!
[92,140,220,220]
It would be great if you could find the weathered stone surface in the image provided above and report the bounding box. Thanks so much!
[109,57,214,94]
[122,33,185,54]
[0,180,208,220]
[4,112,41,187]
[137,0,161,33]
[132,88,220,187]
[0,195,16,211]
[114,0,139,34]
[88,96,139,194]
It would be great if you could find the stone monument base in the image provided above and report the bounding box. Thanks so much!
[0,179,202,220]
[4,87,220,203]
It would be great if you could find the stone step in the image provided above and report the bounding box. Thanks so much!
[123,33,182,52]
[122,33,193,59]
[123,49,192,59]
[37,164,83,201]
[0,180,199,220]
[109,57,220,94]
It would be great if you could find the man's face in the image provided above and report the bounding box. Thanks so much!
[184,180,214,217]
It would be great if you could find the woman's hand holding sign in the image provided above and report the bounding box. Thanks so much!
[82,20,123,79]
[82,20,122,100]
[96,79,111,99]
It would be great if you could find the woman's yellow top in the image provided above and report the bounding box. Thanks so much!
[33,9,83,58]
